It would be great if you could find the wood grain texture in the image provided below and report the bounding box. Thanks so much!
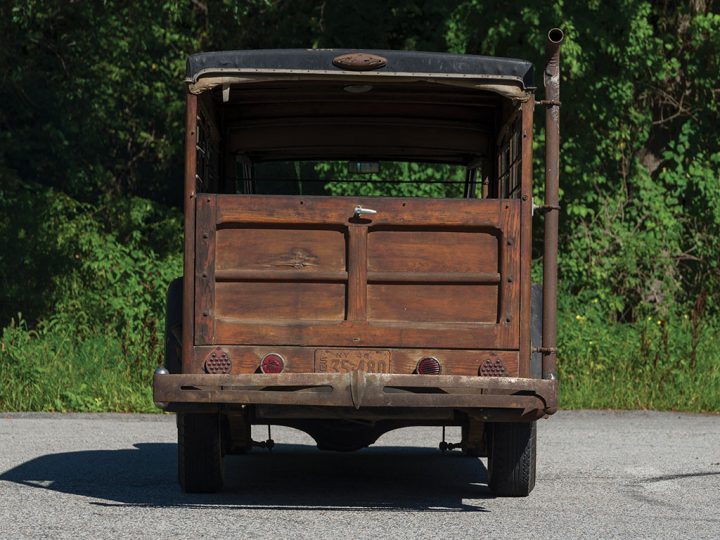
[367,283,499,323]
[194,195,216,344]
[215,269,348,282]
[213,319,502,349]
[190,345,518,377]
[497,201,521,348]
[215,282,346,321]
[367,272,500,284]
[216,195,504,227]
[182,93,198,371]
[215,227,346,272]
[205,195,521,350]
[347,225,367,321]
[519,98,535,377]
[367,229,499,274]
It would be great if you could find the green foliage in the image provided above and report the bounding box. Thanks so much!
[1,316,156,412]
[558,301,720,411]
[322,162,466,198]
[1,1,196,205]
[0,173,181,412]
[1,1,719,411]
[446,1,720,320]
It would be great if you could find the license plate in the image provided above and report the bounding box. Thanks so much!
[315,350,391,373]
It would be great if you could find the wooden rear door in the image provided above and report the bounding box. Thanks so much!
[195,195,520,350]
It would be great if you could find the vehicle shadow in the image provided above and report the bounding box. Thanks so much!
[0,443,492,512]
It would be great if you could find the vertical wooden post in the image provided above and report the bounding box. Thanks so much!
[346,224,368,321]
[519,98,535,378]
[182,93,198,373]
[194,195,216,345]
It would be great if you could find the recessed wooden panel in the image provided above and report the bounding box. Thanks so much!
[205,196,520,349]
[368,229,498,273]
[367,283,498,323]
[216,227,345,272]
[215,282,346,321]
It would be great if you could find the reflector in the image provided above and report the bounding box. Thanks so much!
[261,353,285,374]
[416,356,441,375]
[204,348,232,374]
[479,355,507,377]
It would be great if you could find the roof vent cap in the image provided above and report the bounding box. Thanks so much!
[332,53,387,71]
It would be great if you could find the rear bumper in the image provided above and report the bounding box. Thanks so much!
[153,372,558,419]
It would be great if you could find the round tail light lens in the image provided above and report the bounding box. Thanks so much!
[261,353,285,374]
[416,356,441,375]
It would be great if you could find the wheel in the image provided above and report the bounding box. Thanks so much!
[487,421,536,496]
[177,412,224,493]
[164,277,183,374]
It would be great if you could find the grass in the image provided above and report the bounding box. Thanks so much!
[0,319,156,412]
[557,310,720,412]
[1,311,718,413]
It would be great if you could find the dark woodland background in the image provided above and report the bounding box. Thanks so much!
[1,1,718,411]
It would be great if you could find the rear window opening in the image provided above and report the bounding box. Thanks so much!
[242,160,483,199]
[194,79,525,201]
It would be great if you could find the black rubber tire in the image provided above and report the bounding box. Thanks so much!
[487,421,537,497]
[164,277,183,374]
[177,413,224,493]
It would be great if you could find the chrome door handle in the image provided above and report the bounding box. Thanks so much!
[353,206,377,217]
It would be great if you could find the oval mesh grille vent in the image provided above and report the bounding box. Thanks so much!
[479,356,507,377]
[204,348,231,374]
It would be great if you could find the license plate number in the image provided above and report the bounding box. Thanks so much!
[315,350,391,373]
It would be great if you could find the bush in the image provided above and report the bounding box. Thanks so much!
[0,317,155,412]
[558,298,720,411]
[0,177,181,412]
[1,1,719,412]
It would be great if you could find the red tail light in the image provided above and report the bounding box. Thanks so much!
[416,356,441,375]
[261,353,285,374]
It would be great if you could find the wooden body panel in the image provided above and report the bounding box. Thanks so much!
[367,283,498,323]
[194,195,521,353]
[190,345,519,377]
[215,282,346,321]
[367,229,498,274]
[216,227,346,273]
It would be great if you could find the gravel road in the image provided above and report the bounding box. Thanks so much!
[0,410,718,539]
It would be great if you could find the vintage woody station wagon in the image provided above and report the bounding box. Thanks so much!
[154,28,565,496]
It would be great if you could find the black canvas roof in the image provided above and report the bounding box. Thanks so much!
[186,49,534,89]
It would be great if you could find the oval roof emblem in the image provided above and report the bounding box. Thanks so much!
[332,53,387,71]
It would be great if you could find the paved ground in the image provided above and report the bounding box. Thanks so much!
[0,411,718,539]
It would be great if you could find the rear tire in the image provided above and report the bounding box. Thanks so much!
[487,421,536,496]
[177,413,224,493]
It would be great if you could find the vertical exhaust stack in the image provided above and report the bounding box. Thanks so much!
[542,28,564,380]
